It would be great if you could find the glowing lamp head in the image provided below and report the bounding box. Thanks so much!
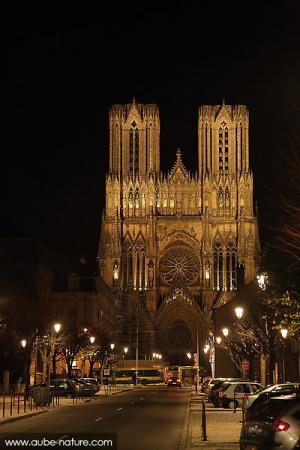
[110,343,115,350]
[280,328,288,339]
[216,336,222,345]
[90,336,96,344]
[187,352,192,359]
[21,339,27,348]
[222,327,229,338]
[235,307,244,319]
[54,323,61,333]
[124,347,128,353]
[204,343,210,353]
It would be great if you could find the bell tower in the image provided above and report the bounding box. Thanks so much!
[198,102,249,178]
[109,98,160,178]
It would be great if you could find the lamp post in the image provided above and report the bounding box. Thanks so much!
[48,322,61,386]
[280,328,288,382]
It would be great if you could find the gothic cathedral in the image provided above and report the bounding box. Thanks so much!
[99,99,260,364]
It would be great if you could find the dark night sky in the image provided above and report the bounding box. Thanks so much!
[2,3,300,275]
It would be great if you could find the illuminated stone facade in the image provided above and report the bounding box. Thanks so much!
[99,99,260,363]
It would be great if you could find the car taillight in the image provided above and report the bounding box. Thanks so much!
[272,418,290,432]
[243,394,249,400]
[177,379,180,382]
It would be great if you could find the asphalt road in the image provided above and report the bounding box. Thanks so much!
[0,386,190,450]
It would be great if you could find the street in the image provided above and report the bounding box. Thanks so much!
[0,386,189,450]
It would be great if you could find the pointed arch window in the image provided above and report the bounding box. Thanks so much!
[112,124,118,173]
[141,250,145,289]
[218,124,229,174]
[217,188,224,215]
[205,124,208,171]
[129,121,139,177]
[134,245,146,290]
[226,243,237,290]
[240,122,243,170]
[135,128,139,175]
[130,127,134,174]
[123,244,133,288]
[136,251,140,289]
[213,243,223,290]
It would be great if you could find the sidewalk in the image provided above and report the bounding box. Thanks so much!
[0,384,132,425]
[186,392,241,450]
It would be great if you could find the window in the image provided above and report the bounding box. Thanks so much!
[226,243,237,290]
[129,122,139,177]
[213,244,223,290]
[218,126,229,174]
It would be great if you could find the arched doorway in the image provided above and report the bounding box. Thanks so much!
[155,287,208,365]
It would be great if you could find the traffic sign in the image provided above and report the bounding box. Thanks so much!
[242,361,250,369]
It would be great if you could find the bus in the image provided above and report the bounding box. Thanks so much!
[113,368,164,384]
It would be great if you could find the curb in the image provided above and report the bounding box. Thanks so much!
[179,389,192,450]
[186,443,239,449]
[0,409,49,425]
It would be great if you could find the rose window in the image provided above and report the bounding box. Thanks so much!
[160,246,199,285]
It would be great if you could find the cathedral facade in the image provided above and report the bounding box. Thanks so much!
[99,99,260,364]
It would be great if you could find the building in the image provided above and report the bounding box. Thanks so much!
[99,99,260,365]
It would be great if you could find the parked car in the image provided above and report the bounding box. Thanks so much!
[202,377,230,393]
[78,378,100,393]
[218,381,263,408]
[50,378,79,398]
[242,382,300,411]
[240,394,300,450]
[208,378,244,406]
[167,376,182,388]
[75,379,95,396]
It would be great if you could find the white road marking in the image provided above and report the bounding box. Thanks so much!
[116,407,123,411]
[94,417,103,422]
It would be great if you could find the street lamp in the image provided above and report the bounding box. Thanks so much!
[216,336,222,345]
[187,352,192,359]
[21,339,27,348]
[234,307,244,320]
[90,336,96,344]
[222,327,229,338]
[48,322,62,386]
[124,347,128,354]
[280,328,288,382]
[110,343,115,350]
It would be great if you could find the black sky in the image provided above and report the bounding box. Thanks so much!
[2,3,300,275]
